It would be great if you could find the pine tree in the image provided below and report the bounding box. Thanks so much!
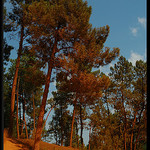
[5,0,33,137]
[132,60,147,150]
[24,0,93,149]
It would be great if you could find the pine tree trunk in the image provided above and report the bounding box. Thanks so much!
[134,128,141,150]
[130,112,137,150]
[106,96,115,149]
[42,105,55,131]
[33,43,56,150]
[76,120,79,149]
[32,93,36,133]
[9,24,24,137]
[70,97,77,147]
[16,77,20,139]
[21,93,24,136]
[60,102,63,146]
[121,89,127,150]
[19,95,21,134]
[80,104,83,149]
[24,111,28,139]
[24,108,28,139]
[23,91,28,139]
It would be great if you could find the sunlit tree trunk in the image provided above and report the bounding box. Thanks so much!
[33,42,56,150]
[9,24,24,137]
[16,76,20,139]
[70,97,77,147]
[42,105,55,131]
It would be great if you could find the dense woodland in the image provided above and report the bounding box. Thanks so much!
[3,0,147,150]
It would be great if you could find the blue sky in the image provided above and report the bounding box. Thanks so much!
[87,0,146,67]
[5,0,146,146]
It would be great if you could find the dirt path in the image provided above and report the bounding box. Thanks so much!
[4,138,30,150]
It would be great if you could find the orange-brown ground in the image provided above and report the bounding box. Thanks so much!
[4,138,79,150]
[3,129,78,150]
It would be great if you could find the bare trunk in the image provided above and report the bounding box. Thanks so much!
[42,105,55,131]
[121,88,127,150]
[23,91,28,139]
[32,93,36,133]
[24,111,28,139]
[20,93,24,136]
[19,95,21,134]
[70,97,77,147]
[76,120,79,149]
[130,112,137,150]
[9,24,24,137]
[33,43,56,150]
[80,104,83,149]
[134,128,141,150]
[60,103,63,146]
[16,77,20,139]
[106,96,115,149]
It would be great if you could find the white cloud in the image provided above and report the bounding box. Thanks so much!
[128,51,144,66]
[138,17,146,28]
[100,63,114,75]
[130,27,138,36]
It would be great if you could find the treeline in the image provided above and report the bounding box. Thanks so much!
[3,0,147,150]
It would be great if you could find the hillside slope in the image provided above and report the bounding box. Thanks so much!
[3,130,79,150]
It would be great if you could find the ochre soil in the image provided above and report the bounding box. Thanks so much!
[4,138,79,150]
[3,129,78,150]
[4,137,31,150]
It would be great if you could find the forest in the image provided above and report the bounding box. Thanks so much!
[3,0,147,150]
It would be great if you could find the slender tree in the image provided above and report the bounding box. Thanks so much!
[6,0,28,137]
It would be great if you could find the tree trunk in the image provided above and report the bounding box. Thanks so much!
[76,120,79,149]
[23,91,28,139]
[80,104,83,149]
[134,128,141,150]
[60,102,63,146]
[106,96,115,149]
[9,24,24,137]
[130,112,137,150]
[19,94,21,134]
[42,105,55,131]
[33,43,56,150]
[24,111,28,139]
[32,93,36,133]
[20,93,24,136]
[16,77,20,139]
[70,97,77,147]
[121,89,127,150]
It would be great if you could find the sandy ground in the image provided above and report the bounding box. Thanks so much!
[4,138,30,150]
